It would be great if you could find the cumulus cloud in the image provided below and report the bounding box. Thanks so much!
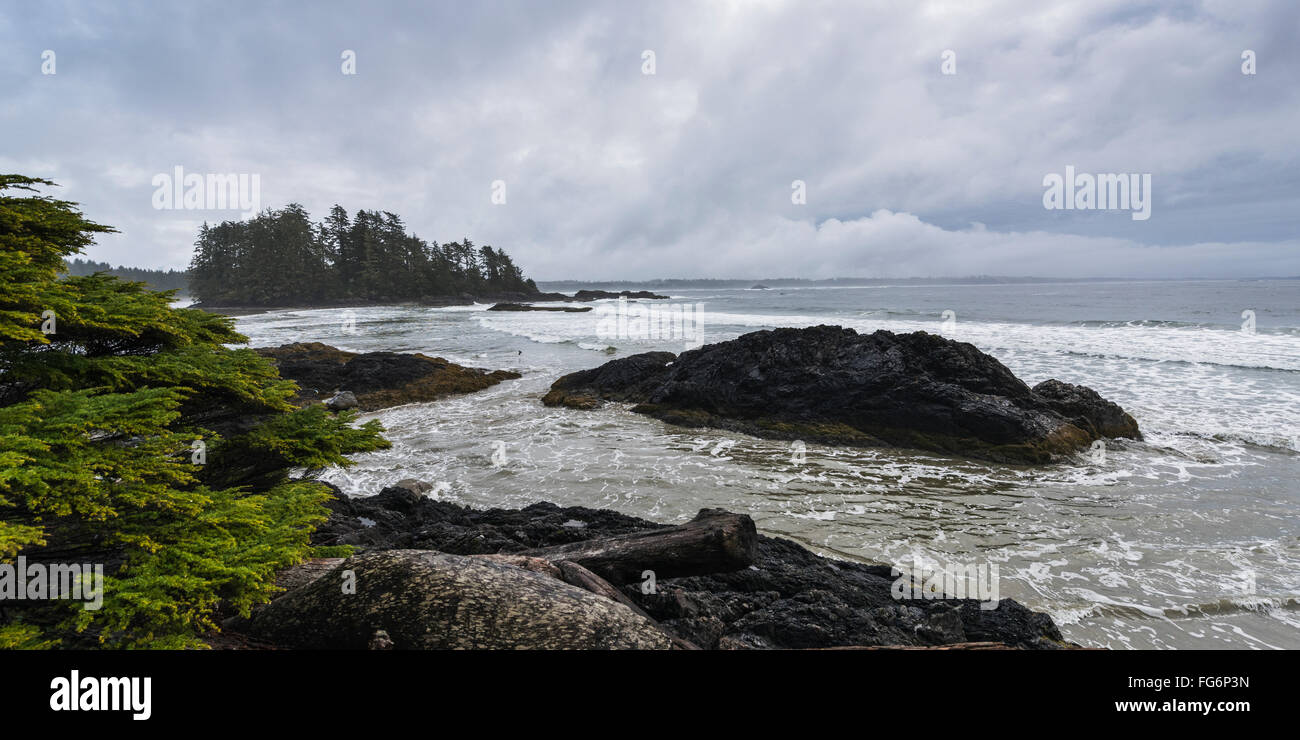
[2,0,1296,278]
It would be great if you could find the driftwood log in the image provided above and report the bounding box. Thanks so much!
[243,509,757,649]
[499,508,758,651]
[519,508,758,584]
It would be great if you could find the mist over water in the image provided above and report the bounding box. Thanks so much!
[234,279,1300,650]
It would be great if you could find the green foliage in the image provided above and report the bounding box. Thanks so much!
[187,204,535,305]
[0,175,390,648]
[308,545,355,559]
[0,622,57,649]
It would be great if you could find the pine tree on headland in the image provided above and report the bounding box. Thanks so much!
[187,205,538,305]
[0,175,389,648]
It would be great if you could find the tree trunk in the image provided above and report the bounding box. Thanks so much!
[520,508,757,584]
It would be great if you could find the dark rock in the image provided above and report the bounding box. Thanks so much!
[487,303,593,312]
[313,487,660,552]
[256,342,520,411]
[572,289,670,301]
[541,351,676,409]
[308,487,1068,649]
[542,325,1140,463]
[627,534,1063,650]
[1032,379,1141,440]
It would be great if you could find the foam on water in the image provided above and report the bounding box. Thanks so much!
[236,280,1300,650]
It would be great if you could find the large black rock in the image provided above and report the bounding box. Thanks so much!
[543,325,1139,463]
[256,342,520,411]
[572,289,669,301]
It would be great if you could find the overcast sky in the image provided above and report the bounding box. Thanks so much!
[3,0,1297,280]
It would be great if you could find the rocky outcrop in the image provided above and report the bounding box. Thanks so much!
[636,535,1059,650]
[256,342,520,411]
[1031,379,1141,439]
[244,549,674,649]
[541,325,1140,463]
[487,303,592,312]
[301,486,1068,649]
[572,289,670,301]
[541,351,676,410]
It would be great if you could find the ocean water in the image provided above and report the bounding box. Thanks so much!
[232,279,1300,650]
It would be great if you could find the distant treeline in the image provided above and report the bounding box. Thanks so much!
[188,204,537,306]
[64,258,190,293]
[539,276,1156,290]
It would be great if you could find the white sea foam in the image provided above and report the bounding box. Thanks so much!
[241,287,1300,650]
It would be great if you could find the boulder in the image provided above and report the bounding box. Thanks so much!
[391,478,432,496]
[325,390,358,411]
[542,351,676,409]
[487,303,592,312]
[256,342,520,411]
[1031,379,1142,439]
[542,326,1140,463]
[572,289,669,301]
[245,550,674,650]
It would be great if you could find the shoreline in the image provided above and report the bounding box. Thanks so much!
[190,295,536,317]
[219,483,1076,650]
[223,331,1142,649]
[189,289,671,316]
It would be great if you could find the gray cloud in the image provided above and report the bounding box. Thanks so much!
[2,0,1297,278]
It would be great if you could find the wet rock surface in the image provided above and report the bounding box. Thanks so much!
[572,289,670,300]
[487,302,592,312]
[1031,378,1142,440]
[304,485,1068,649]
[543,325,1140,463]
[256,342,520,411]
[541,351,677,409]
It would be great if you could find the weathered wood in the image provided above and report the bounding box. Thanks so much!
[552,560,650,617]
[520,508,758,584]
[551,560,700,650]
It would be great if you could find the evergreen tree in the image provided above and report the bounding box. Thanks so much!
[185,205,539,305]
[0,175,389,648]
[323,205,354,296]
